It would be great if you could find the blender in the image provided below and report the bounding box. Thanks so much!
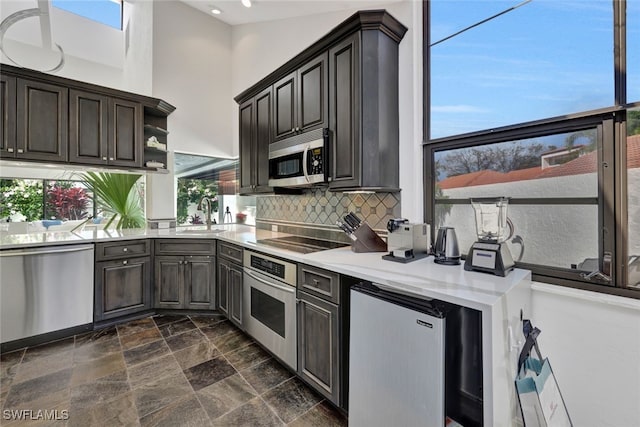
[463,197,515,276]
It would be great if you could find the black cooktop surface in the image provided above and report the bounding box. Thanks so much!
[256,236,348,254]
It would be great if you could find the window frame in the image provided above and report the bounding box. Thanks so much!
[422,0,639,298]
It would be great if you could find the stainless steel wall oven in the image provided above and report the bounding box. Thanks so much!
[242,250,297,370]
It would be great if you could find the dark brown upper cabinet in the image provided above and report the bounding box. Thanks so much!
[69,91,143,168]
[1,64,173,171]
[239,87,272,195]
[328,25,405,192]
[1,74,16,157]
[14,78,68,163]
[235,10,407,193]
[109,98,143,168]
[69,89,109,165]
[273,53,328,142]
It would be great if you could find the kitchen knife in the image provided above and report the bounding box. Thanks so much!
[344,214,360,230]
[349,212,364,225]
[336,221,357,240]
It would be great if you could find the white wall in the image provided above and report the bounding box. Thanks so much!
[531,283,640,427]
[230,0,424,221]
[152,1,234,157]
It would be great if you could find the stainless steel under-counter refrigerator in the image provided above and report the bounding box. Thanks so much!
[349,282,483,427]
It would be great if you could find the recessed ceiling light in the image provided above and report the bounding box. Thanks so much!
[241,0,252,8]
[211,8,221,14]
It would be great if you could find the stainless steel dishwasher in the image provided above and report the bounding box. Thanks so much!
[0,244,94,344]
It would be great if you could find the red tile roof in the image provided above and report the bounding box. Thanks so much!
[437,135,640,189]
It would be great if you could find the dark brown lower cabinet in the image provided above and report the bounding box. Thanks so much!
[95,256,151,321]
[154,255,215,310]
[218,257,243,328]
[297,290,340,405]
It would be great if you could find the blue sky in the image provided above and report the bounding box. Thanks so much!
[430,0,639,139]
[52,0,122,30]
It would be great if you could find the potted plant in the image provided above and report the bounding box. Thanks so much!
[78,172,145,229]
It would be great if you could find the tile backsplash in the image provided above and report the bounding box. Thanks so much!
[255,188,401,232]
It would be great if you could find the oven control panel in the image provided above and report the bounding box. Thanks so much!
[244,250,297,287]
[251,255,285,279]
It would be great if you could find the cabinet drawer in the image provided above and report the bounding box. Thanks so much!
[298,264,340,304]
[96,240,150,261]
[218,241,243,264]
[154,239,216,256]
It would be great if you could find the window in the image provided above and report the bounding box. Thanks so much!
[424,1,638,297]
[174,154,256,226]
[52,0,123,30]
[1,179,94,222]
[434,128,599,270]
[628,0,640,103]
[430,0,613,139]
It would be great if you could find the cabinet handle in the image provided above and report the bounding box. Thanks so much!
[312,279,320,286]
[296,127,300,132]
[109,157,114,161]
[7,148,13,153]
[123,247,128,252]
[102,157,107,161]
[17,149,24,153]
[122,260,128,265]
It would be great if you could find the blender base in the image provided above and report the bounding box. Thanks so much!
[464,241,515,277]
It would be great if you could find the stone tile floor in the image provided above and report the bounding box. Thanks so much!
[0,314,348,426]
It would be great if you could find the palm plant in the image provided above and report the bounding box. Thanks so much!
[78,172,145,229]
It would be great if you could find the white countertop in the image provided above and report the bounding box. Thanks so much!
[0,225,531,310]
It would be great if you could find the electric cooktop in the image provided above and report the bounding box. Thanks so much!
[256,235,348,254]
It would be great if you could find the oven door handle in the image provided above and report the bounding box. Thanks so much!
[244,268,295,294]
[302,144,310,183]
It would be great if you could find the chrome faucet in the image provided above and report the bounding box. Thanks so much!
[197,197,214,230]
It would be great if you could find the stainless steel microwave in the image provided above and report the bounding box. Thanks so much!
[268,128,329,188]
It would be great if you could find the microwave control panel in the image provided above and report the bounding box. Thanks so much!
[307,148,324,175]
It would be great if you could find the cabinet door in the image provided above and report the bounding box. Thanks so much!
[297,291,340,405]
[16,78,68,162]
[254,87,273,192]
[69,89,109,165]
[95,257,151,321]
[273,71,297,141]
[229,264,243,328]
[0,74,16,157]
[218,259,230,316]
[154,256,184,309]
[298,53,328,133]
[239,99,254,194]
[109,98,142,167]
[184,256,215,310]
[328,33,361,190]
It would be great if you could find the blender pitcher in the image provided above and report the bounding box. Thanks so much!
[470,197,512,243]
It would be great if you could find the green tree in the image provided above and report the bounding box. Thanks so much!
[628,110,640,136]
[0,179,43,221]
[440,141,546,177]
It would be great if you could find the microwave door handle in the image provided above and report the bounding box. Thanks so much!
[302,144,310,183]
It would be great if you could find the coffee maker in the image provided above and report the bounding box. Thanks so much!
[464,197,515,276]
[382,218,430,262]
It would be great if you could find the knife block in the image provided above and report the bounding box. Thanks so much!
[351,223,388,253]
